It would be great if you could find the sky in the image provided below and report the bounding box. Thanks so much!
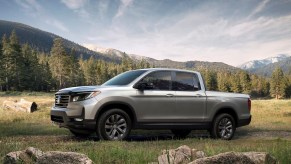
[1,0,291,66]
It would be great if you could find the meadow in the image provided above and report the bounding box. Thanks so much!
[0,92,290,163]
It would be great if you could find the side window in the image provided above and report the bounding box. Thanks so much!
[139,71,171,90]
[174,72,201,91]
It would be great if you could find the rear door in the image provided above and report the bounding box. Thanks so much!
[173,71,207,121]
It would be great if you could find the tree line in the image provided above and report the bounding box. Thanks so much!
[0,31,291,99]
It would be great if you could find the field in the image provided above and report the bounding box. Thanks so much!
[0,92,291,163]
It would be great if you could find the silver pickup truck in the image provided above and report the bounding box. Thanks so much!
[51,68,251,140]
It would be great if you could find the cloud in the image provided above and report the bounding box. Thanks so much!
[14,0,42,16]
[247,0,270,19]
[44,19,69,32]
[114,0,134,18]
[61,0,87,9]
[61,0,90,19]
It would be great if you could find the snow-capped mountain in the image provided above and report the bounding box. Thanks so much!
[83,44,151,61]
[238,54,290,70]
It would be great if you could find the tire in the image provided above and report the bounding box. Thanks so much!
[69,129,92,138]
[210,113,236,140]
[97,109,131,140]
[171,129,191,138]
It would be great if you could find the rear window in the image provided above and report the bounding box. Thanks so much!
[173,72,200,91]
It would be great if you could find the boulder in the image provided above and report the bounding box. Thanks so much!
[189,151,277,164]
[191,149,207,160]
[189,152,255,164]
[36,151,93,164]
[158,145,206,164]
[4,150,36,164]
[242,152,277,164]
[4,147,93,164]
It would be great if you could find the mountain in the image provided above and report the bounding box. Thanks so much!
[238,54,290,71]
[84,44,240,72]
[0,20,239,72]
[251,57,291,77]
[0,20,117,62]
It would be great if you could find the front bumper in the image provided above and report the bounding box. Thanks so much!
[51,107,96,130]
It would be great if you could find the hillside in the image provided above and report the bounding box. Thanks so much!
[0,20,239,72]
[86,45,240,72]
[0,20,115,61]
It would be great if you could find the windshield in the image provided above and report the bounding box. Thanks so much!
[103,70,147,86]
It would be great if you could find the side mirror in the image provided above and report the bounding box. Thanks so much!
[134,82,147,90]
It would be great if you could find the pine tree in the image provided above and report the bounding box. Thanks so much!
[0,39,3,91]
[217,72,231,92]
[239,71,251,94]
[204,70,217,91]
[230,73,242,93]
[21,44,41,90]
[49,38,69,89]
[270,67,286,99]
[38,53,53,91]
[83,56,97,85]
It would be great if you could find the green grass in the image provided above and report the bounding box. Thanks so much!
[0,93,291,163]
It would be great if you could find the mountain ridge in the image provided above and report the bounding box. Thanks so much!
[0,20,240,72]
[238,54,290,71]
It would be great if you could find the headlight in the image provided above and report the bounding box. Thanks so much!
[71,91,101,102]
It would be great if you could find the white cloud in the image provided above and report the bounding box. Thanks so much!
[14,0,42,16]
[45,19,69,32]
[61,0,87,9]
[114,0,134,18]
[247,0,270,19]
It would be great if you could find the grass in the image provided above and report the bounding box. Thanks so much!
[0,92,291,163]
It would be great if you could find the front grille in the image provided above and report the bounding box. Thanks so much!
[51,115,64,123]
[55,94,70,108]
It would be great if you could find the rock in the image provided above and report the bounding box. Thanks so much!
[158,145,192,164]
[242,152,277,164]
[25,147,44,159]
[191,149,207,160]
[4,147,93,164]
[4,150,33,164]
[189,151,255,164]
[36,151,93,164]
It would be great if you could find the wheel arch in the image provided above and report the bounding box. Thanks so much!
[95,101,137,127]
[212,107,238,126]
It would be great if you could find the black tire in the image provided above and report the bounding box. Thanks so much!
[210,113,236,140]
[69,129,92,138]
[97,109,131,140]
[171,129,191,138]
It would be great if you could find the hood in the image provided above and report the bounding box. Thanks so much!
[56,86,102,94]
[206,91,250,98]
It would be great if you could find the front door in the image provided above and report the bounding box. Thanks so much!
[133,71,176,123]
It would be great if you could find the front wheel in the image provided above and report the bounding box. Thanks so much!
[210,113,236,140]
[97,109,131,140]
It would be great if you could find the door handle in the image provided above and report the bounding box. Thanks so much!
[166,94,174,97]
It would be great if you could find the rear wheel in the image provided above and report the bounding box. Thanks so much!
[171,129,191,138]
[97,109,131,140]
[210,113,235,140]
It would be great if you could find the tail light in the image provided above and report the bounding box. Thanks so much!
[248,98,251,112]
